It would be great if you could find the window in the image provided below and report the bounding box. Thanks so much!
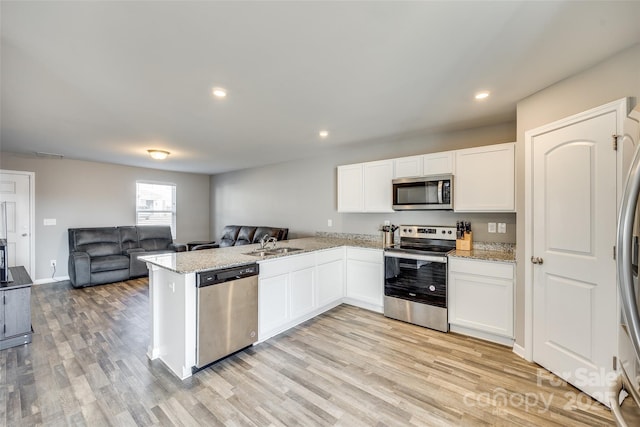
[136,182,176,238]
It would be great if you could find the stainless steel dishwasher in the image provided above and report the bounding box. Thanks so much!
[195,263,259,370]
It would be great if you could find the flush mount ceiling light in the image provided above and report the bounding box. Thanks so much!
[212,87,227,98]
[148,149,170,160]
[475,91,490,100]
[319,130,329,138]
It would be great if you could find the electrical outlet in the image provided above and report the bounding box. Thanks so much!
[498,223,507,233]
[50,259,57,268]
[327,219,333,227]
[488,223,497,233]
[384,220,390,226]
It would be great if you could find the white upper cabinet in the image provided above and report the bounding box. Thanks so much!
[393,155,423,178]
[337,164,364,212]
[393,151,454,179]
[363,160,394,212]
[338,160,393,213]
[339,143,514,213]
[423,151,454,175]
[454,142,515,212]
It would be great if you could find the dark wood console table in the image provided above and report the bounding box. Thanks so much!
[0,266,33,350]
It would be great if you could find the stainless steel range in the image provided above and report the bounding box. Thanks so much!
[383,225,456,332]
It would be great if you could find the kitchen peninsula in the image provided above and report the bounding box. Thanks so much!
[141,236,383,379]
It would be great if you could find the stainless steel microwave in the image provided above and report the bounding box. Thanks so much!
[392,174,453,210]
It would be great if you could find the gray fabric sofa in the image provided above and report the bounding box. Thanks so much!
[191,225,288,250]
[68,225,186,288]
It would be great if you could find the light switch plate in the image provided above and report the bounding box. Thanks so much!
[498,223,507,233]
[488,222,497,233]
[44,218,56,226]
[327,219,333,227]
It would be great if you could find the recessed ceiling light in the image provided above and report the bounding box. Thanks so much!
[475,91,490,100]
[148,149,170,160]
[212,87,227,98]
[319,130,329,138]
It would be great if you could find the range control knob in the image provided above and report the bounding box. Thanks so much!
[441,230,445,234]
[448,230,452,234]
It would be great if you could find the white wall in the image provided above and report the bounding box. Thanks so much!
[514,43,640,346]
[0,153,210,282]
[211,122,517,243]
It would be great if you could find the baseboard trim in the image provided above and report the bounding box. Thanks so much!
[449,324,514,347]
[34,275,70,285]
[512,342,526,359]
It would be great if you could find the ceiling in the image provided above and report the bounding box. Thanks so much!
[2,1,640,175]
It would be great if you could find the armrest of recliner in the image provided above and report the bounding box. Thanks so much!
[191,243,219,251]
[170,242,187,252]
[123,248,146,256]
[68,251,91,288]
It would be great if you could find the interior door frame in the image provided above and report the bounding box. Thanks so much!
[523,97,629,362]
[0,169,35,277]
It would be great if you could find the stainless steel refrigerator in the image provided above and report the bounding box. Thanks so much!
[613,104,640,425]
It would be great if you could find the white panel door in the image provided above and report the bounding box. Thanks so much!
[531,111,617,404]
[0,172,32,275]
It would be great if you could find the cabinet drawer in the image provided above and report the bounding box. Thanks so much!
[346,247,382,263]
[315,247,345,264]
[448,257,513,279]
[259,253,315,278]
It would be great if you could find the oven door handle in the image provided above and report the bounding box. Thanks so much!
[384,251,448,263]
[437,180,443,204]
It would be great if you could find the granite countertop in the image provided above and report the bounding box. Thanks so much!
[140,236,383,274]
[448,248,516,263]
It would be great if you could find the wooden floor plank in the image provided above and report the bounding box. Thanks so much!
[0,278,616,426]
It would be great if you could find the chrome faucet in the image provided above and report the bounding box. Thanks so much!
[259,234,278,250]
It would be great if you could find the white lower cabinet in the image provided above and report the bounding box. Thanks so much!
[289,266,315,319]
[258,273,289,338]
[258,248,347,342]
[316,248,345,308]
[345,247,384,312]
[448,257,514,345]
[258,246,385,341]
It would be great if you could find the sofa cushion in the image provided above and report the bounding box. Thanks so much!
[71,227,122,257]
[218,226,241,248]
[235,226,257,246]
[137,225,173,251]
[253,227,287,243]
[90,255,129,273]
[118,226,139,251]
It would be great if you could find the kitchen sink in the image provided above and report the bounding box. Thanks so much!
[267,247,303,254]
[245,247,303,257]
[245,250,271,257]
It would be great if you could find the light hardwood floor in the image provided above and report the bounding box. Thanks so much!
[0,278,615,426]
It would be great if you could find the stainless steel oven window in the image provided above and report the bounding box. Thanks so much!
[384,255,447,308]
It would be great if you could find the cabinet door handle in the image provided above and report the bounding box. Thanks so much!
[531,256,544,265]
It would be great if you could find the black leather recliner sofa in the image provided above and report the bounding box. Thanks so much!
[68,225,186,288]
[191,225,288,250]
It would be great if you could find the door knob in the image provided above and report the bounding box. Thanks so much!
[531,256,544,265]
[21,233,27,237]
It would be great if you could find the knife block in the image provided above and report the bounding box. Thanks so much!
[456,232,473,251]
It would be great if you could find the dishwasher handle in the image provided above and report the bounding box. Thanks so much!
[197,264,259,287]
